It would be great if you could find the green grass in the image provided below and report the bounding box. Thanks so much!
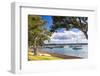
[28,51,62,61]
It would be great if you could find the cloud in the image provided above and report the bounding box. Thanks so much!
[51,30,85,39]
[44,30,87,44]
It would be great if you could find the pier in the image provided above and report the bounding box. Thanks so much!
[43,43,88,48]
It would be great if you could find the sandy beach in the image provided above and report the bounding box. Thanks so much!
[39,50,82,59]
[28,48,82,61]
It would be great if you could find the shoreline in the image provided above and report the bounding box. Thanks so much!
[28,49,82,61]
[38,50,82,59]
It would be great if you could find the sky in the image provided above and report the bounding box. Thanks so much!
[41,16,53,31]
[44,30,88,44]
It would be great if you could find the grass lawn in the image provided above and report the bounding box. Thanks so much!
[28,51,63,61]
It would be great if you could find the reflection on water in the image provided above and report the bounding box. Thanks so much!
[42,45,88,58]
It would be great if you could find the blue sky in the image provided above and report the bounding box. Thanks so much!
[41,16,53,30]
[41,15,80,33]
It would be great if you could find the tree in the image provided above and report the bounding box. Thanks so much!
[28,15,51,55]
[50,16,88,39]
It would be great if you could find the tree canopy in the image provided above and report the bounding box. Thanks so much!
[50,16,88,39]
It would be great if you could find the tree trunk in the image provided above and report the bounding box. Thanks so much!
[33,47,38,56]
[83,31,88,39]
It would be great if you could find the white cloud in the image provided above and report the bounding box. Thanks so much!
[44,30,88,44]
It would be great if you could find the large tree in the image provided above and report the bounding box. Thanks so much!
[28,15,51,55]
[50,16,88,39]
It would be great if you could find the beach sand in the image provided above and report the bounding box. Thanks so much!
[39,50,82,59]
[28,49,82,61]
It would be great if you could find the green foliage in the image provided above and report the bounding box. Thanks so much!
[51,16,88,39]
[28,15,51,47]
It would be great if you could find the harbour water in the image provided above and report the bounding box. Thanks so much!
[42,45,88,58]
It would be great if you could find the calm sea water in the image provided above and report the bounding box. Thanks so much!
[42,45,88,58]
